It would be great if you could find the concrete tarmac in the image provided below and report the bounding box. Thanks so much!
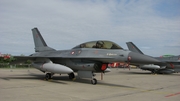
[0,68,180,101]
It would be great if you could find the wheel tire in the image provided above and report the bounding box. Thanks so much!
[151,70,156,74]
[68,73,75,80]
[91,78,97,85]
[45,73,51,80]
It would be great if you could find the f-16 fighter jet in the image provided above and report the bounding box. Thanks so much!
[11,28,161,84]
[126,42,180,74]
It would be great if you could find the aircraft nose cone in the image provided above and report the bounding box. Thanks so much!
[128,52,160,64]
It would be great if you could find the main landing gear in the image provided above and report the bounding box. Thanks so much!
[68,72,75,80]
[151,70,158,74]
[44,72,98,85]
[45,73,54,80]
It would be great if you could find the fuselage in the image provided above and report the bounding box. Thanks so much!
[31,47,161,72]
[31,48,129,71]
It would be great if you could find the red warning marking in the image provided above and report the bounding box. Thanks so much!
[170,63,174,68]
[101,64,107,71]
[165,92,180,97]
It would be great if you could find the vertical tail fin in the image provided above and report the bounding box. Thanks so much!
[126,42,144,54]
[32,28,55,52]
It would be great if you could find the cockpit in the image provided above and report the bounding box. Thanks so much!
[72,40,123,49]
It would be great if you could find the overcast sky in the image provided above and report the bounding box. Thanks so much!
[0,0,180,56]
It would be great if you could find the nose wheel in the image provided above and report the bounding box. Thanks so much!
[91,78,97,85]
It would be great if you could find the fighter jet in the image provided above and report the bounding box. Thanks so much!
[126,42,180,74]
[10,28,161,84]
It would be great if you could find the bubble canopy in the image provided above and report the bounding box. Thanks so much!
[72,40,123,49]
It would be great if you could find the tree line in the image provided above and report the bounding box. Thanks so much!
[0,54,31,68]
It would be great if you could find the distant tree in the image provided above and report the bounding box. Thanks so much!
[25,60,32,64]
[0,54,15,63]
[20,54,25,56]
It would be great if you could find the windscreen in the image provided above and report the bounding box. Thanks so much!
[73,40,123,49]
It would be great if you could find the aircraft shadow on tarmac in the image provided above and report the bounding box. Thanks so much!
[28,72,136,88]
[117,70,180,76]
[118,71,152,75]
[51,76,135,88]
[1,74,68,84]
[1,72,135,88]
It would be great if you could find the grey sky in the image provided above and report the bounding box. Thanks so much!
[0,0,180,56]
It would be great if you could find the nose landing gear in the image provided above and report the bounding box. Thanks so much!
[91,78,97,85]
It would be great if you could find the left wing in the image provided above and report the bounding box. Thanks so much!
[11,55,115,64]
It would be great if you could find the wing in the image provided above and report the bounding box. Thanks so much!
[11,55,114,64]
[10,56,36,64]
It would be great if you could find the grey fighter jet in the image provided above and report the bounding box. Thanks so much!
[126,42,180,74]
[11,28,161,84]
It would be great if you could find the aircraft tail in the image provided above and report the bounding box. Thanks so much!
[126,42,144,54]
[32,28,55,52]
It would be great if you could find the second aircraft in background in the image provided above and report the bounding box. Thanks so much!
[126,42,180,74]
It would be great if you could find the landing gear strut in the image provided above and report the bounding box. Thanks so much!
[77,71,98,85]
[151,70,157,74]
